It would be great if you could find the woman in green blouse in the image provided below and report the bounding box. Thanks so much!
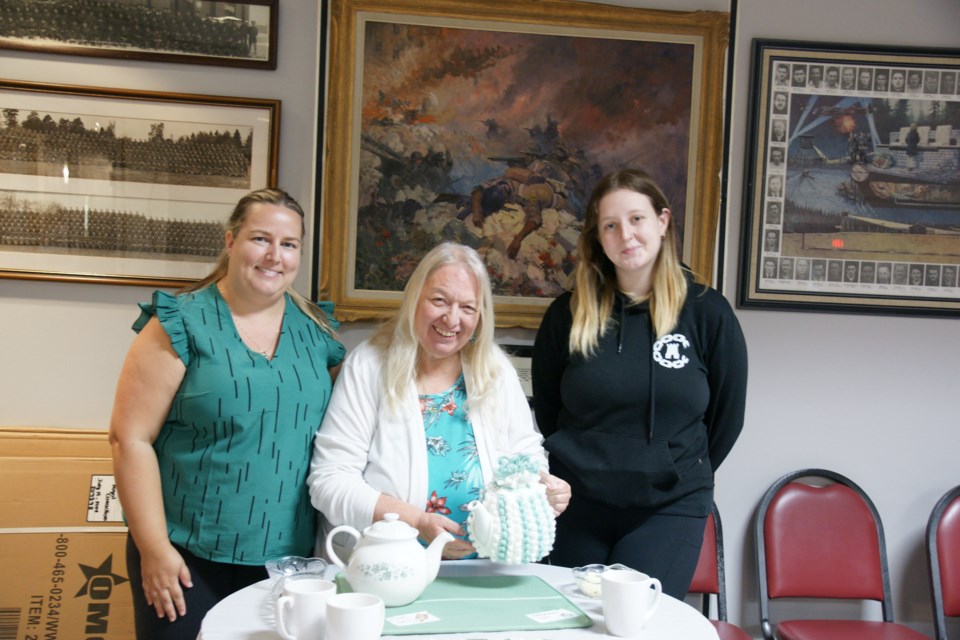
[109,188,345,640]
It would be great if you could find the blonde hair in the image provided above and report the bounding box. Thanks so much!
[179,188,335,334]
[372,242,500,417]
[569,168,688,356]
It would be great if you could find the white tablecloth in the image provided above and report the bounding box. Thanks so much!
[200,560,719,639]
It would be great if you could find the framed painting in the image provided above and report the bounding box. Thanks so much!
[0,0,278,70]
[0,79,280,286]
[739,39,960,316]
[316,0,728,328]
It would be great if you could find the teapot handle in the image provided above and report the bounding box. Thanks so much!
[325,525,360,570]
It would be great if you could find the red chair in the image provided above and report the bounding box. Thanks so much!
[755,468,926,640]
[688,502,751,640]
[928,484,960,640]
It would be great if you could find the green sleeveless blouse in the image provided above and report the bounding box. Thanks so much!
[133,286,345,565]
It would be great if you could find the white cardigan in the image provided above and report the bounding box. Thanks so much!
[308,339,546,536]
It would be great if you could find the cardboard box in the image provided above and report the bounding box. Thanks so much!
[0,428,133,640]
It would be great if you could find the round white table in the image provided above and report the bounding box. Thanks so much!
[200,560,719,639]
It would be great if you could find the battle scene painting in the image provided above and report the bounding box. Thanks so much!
[351,20,697,300]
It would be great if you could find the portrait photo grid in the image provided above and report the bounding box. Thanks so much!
[759,56,960,299]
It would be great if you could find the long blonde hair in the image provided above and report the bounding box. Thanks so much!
[569,168,688,356]
[372,242,499,416]
[179,188,335,334]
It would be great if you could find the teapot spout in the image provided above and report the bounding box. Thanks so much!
[424,531,455,582]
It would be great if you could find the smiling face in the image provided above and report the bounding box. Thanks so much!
[225,202,302,302]
[597,189,670,293]
[414,263,480,367]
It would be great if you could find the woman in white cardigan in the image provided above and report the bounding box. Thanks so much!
[308,242,570,559]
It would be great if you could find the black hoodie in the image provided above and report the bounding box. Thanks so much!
[532,279,747,516]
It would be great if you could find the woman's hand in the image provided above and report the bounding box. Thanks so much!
[138,541,193,621]
[414,512,475,559]
[540,471,572,516]
[440,538,477,560]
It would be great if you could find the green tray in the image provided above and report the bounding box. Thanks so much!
[336,574,592,635]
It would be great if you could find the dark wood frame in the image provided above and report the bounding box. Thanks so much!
[0,79,280,287]
[0,0,279,70]
[738,39,960,317]
[316,0,728,328]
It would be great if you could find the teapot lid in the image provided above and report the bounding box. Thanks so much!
[363,513,418,541]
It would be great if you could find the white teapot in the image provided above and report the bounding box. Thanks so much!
[325,513,453,606]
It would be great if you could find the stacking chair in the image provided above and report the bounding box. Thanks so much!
[755,468,926,640]
[928,484,960,640]
[688,502,751,640]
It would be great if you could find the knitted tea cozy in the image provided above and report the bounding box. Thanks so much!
[465,455,555,564]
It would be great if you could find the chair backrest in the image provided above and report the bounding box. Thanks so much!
[928,484,960,640]
[756,469,894,639]
[689,502,727,620]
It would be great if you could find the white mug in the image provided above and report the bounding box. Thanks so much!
[325,592,385,640]
[274,577,337,640]
[601,569,662,637]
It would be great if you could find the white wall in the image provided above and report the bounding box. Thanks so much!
[2,1,958,638]
[723,1,959,637]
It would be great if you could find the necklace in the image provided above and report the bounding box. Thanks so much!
[233,316,281,358]
[218,282,282,359]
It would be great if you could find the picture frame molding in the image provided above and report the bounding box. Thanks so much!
[738,38,960,317]
[0,0,279,70]
[0,79,280,287]
[317,0,729,328]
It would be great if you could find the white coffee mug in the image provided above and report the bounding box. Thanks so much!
[325,592,385,640]
[275,577,337,640]
[601,569,662,637]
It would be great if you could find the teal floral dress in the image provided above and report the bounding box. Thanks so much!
[420,374,483,551]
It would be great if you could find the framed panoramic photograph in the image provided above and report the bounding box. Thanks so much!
[739,39,960,317]
[0,0,278,69]
[0,80,280,286]
[316,0,729,328]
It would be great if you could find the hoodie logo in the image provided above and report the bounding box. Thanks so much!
[653,333,690,369]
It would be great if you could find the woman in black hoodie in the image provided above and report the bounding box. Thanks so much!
[532,168,747,598]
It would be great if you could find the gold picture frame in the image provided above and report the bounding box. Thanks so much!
[318,0,728,327]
